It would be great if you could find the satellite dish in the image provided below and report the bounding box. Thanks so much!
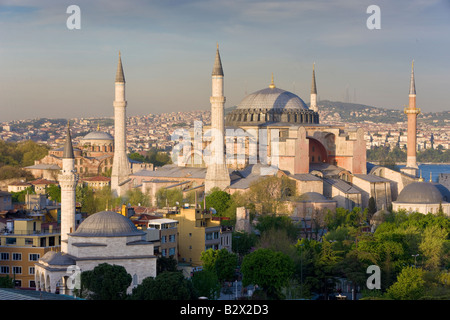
[210,208,217,214]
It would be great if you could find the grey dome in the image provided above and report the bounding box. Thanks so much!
[71,211,144,237]
[40,251,74,265]
[237,87,308,111]
[225,85,318,126]
[82,131,114,141]
[299,192,327,202]
[396,182,444,204]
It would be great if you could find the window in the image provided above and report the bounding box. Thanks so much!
[12,266,22,274]
[0,253,9,261]
[25,238,33,245]
[161,236,166,244]
[169,247,175,256]
[0,266,9,274]
[12,253,22,261]
[29,254,40,261]
[161,249,167,257]
[6,238,16,245]
[29,267,35,275]
[169,235,176,242]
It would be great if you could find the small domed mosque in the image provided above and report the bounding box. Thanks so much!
[392,177,450,215]
[34,125,156,296]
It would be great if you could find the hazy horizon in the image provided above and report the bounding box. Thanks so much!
[1,0,449,122]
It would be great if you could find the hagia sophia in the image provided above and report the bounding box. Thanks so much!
[28,45,450,295]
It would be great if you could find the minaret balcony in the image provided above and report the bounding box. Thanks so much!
[404,107,421,115]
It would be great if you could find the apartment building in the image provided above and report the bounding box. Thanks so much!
[0,219,60,289]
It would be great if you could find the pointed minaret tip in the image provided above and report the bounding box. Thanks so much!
[311,63,317,94]
[409,60,416,95]
[116,51,125,83]
[63,120,75,159]
[212,43,224,76]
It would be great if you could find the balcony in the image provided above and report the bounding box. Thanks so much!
[195,209,212,221]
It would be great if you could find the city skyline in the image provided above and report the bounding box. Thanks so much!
[1,0,449,122]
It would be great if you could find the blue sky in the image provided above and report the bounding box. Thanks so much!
[0,0,449,121]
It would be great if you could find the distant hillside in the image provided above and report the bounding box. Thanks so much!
[226,100,450,125]
[318,100,450,124]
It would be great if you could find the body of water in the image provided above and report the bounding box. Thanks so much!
[397,164,450,183]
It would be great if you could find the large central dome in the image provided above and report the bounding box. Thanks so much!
[237,87,309,111]
[226,78,319,127]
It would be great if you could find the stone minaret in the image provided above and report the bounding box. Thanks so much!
[310,63,318,113]
[58,122,78,253]
[205,44,230,193]
[111,52,131,197]
[403,61,420,177]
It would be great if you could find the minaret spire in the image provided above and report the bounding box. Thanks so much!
[212,43,224,76]
[63,121,74,159]
[111,51,131,197]
[116,51,125,83]
[59,121,78,253]
[401,60,420,178]
[409,60,415,95]
[310,63,318,113]
[311,63,317,94]
[205,43,230,193]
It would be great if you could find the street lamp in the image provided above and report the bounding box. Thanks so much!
[412,254,419,267]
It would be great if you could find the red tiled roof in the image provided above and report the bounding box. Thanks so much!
[30,179,57,185]
[82,176,111,182]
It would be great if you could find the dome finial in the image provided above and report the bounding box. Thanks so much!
[269,72,275,89]
[418,170,424,182]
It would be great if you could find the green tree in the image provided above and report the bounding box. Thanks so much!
[156,256,178,275]
[0,276,14,288]
[191,270,221,300]
[156,188,183,208]
[248,175,296,214]
[124,188,151,207]
[145,148,172,167]
[0,165,34,181]
[130,272,196,300]
[241,248,294,299]
[11,186,35,203]
[232,231,258,259]
[386,266,426,300]
[76,184,96,214]
[368,197,377,216]
[128,152,146,163]
[46,184,61,202]
[201,248,238,283]
[419,224,448,270]
[205,188,231,216]
[255,214,299,241]
[80,263,132,300]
